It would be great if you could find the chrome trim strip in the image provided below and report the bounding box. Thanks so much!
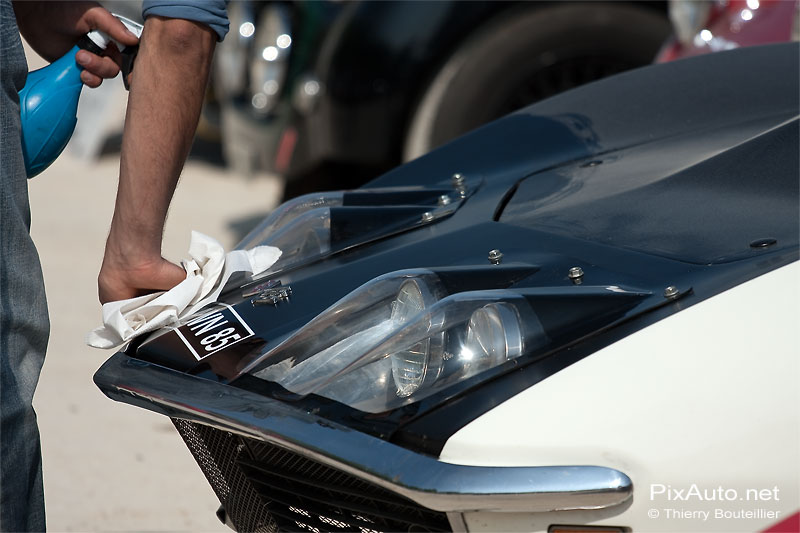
[94,353,633,513]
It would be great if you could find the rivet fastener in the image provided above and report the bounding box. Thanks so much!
[488,249,503,264]
[663,286,680,299]
[421,212,434,223]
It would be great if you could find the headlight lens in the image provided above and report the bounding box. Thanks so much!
[243,270,548,412]
[235,181,477,277]
[245,270,446,395]
[390,279,444,397]
[462,302,523,370]
[236,192,343,274]
[238,191,344,250]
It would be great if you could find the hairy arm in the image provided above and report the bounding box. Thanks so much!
[98,16,216,303]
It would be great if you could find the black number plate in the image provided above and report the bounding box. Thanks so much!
[175,304,254,360]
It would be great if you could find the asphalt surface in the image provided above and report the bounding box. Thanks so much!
[26,48,282,531]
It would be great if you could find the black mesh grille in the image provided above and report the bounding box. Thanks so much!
[172,419,451,533]
[172,419,278,533]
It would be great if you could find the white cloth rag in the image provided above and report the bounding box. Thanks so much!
[86,231,281,349]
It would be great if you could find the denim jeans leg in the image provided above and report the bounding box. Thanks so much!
[1,1,50,531]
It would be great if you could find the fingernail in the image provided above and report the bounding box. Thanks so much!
[76,52,90,66]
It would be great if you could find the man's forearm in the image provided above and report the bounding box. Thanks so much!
[109,16,215,255]
[99,16,216,302]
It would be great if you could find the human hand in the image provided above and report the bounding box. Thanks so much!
[98,250,186,304]
[13,1,139,88]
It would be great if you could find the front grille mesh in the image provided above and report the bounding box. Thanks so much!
[172,419,451,533]
[173,419,277,533]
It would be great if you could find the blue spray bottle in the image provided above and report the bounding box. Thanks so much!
[19,15,143,178]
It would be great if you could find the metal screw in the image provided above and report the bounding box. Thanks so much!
[488,249,503,264]
[438,194,451,206]
[421,212,434,223]
[452,173,465,187]
[568,266,584,281]
[663,286,680,299]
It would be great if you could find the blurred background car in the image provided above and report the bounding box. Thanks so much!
[84,0,799,201]
[213,1,671,197]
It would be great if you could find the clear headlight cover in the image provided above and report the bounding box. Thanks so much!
[236,192,343,274]
[243,270,445,393]
[235,184,471,277]
[244,270,548,412]
[238,191,344,250]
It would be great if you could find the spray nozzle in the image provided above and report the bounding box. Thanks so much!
[86,15,143,52]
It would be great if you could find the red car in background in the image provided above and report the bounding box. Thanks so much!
[657,0,799,62]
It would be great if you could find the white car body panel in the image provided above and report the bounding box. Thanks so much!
[441,261,800,532]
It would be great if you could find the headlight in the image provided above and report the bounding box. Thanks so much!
[236,191,343,274]
[242,269,549,412]
[462,302,523,369]
[390,279,444,397]
[245,270,445,395]
[235,180,479,277]
[238,191,344,250]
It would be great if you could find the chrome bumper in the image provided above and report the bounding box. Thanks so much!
[94,352,632,513]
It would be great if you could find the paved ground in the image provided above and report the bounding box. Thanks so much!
[23,41,282,529]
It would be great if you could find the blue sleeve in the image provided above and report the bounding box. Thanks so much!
[142,0,229,41]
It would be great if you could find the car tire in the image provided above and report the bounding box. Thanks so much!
[403,3,671,161]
